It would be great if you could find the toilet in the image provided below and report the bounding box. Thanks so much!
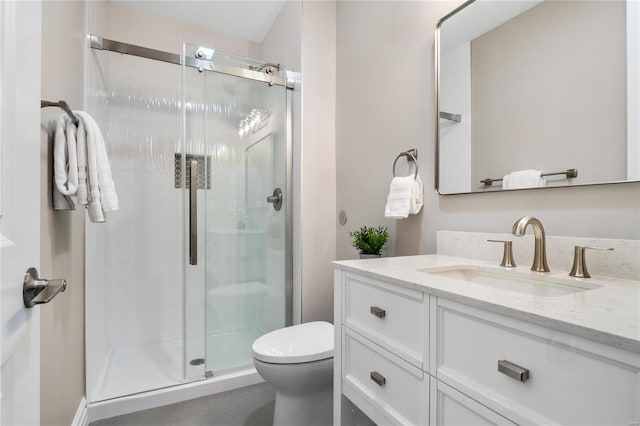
[252,321,334,426]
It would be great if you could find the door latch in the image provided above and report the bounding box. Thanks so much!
[23,267,66,308]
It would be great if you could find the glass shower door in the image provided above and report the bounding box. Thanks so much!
[182,44,290,377]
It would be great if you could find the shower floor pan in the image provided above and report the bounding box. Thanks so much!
[92,326,263,403]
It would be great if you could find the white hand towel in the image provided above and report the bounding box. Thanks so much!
[76,118,89,206]
[75,111,119,222]
[53,115,79,196]
[52,115,78,211]
[502,169,546,190]
[92,114,118,211]
[385,176,413,218]
[410,174,424,214]
[77,111,104,222]
[385,173,423,219]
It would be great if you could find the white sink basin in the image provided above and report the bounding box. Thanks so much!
[418,265,602,297]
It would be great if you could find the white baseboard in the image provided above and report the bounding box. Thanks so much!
[71,397,88,426]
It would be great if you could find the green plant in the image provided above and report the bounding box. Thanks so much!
[349,226,389,255]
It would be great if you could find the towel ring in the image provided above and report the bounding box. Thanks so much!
[392,151,418,178]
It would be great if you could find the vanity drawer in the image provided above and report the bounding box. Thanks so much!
[343,272,425,368]
[430,377,516,426]
[436,299,640,426]
[342,327,428,426]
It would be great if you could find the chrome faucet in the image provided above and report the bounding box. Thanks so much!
[511,216,550,272]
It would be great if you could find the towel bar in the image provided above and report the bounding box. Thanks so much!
[392,149,418,178]
[439,111,462,122]
[41,100,79,125]
[481,168,578,186]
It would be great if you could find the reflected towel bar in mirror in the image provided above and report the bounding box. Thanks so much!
[440,111,461,122]
[481,169,578,186]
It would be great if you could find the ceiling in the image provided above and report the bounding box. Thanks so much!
[111,1,287,43]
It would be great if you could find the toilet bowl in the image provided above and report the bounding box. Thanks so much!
[252,321,334,426]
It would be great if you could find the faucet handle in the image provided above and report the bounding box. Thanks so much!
[569,246,614,278]
[487,240,516,268]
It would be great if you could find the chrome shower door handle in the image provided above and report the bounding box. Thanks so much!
[266,188,283,211]
[189,160,198,265]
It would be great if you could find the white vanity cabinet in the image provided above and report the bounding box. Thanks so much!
[334,267,640,426]
[335,271,429,426]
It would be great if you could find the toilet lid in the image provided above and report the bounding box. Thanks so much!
[252,321,334,364]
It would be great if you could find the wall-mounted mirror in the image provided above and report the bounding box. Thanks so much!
[435,0,640,194]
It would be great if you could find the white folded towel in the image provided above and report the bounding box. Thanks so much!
[76,117,88,206]
[75,111,119,222]
[502,169,546,190]
[51,111,118,222]
[52,115,79,211]
[410,174,424,214]
[384,173,424,219]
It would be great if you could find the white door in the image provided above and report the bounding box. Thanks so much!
[0,1,43,425]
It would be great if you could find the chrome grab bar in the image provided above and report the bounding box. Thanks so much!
[189,160,198,265]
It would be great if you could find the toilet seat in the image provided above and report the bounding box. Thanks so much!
[252,321,334,364]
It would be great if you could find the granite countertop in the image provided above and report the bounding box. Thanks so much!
[333,254,640,353]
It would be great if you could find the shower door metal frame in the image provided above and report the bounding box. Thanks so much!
[89,35,295,89]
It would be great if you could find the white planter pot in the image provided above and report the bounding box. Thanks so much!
[359,254,382,259]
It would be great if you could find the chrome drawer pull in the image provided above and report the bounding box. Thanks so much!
[498,360,530,382]
[370,306,386,318]
[370,371,386,387]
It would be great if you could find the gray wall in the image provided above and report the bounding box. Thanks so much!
[471,0,627,186]
[40,1,87,424]
[336,1,640,262]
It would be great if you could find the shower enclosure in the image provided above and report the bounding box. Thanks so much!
[85,39,293,402]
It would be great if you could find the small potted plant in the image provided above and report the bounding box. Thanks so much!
[350,226,389,259]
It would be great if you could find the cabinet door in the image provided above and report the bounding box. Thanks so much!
[430,378,516,426]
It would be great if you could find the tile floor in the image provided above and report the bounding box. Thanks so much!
[90,383,275,426]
